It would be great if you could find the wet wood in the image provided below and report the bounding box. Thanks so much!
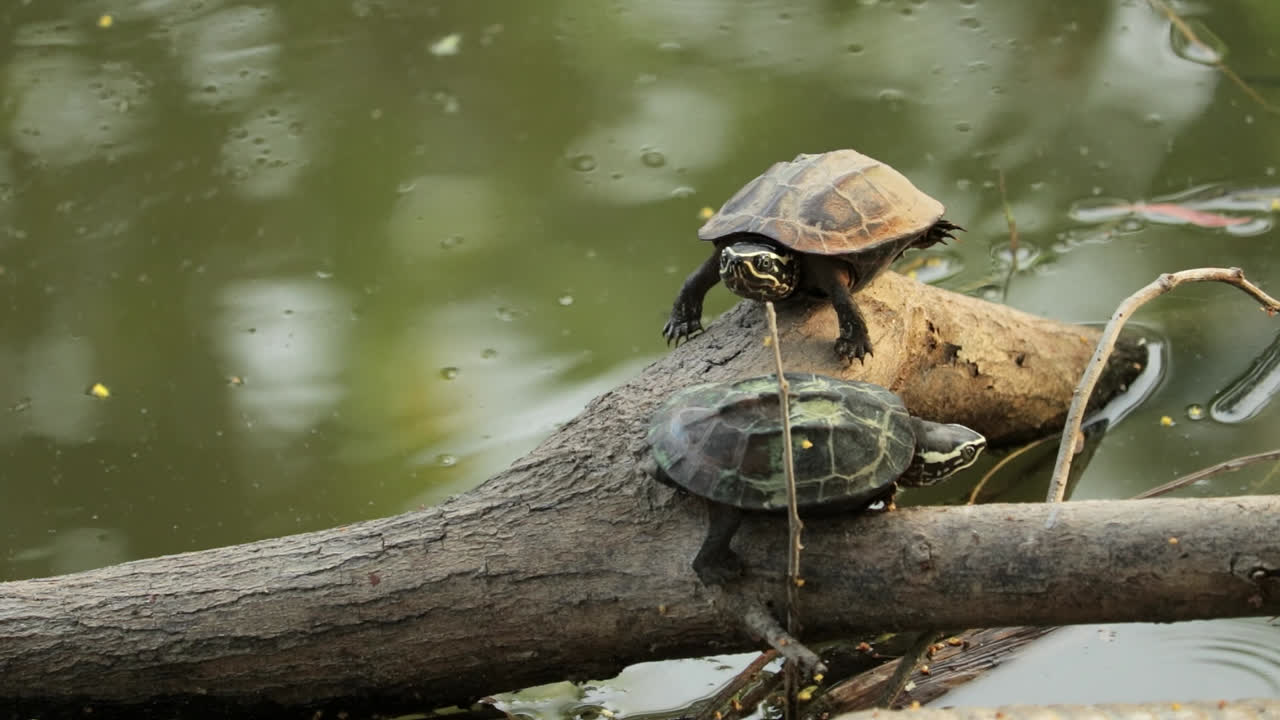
[810,627,1057,713]
[4,272,1252,719]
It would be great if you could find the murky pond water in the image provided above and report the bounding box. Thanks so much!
[1,0,1278,713]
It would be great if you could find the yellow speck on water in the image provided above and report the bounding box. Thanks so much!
[697,206,715,221]
[794,577,805,587]
[800,438,813,449]
[1168,536,1179,545]
[98,14,113,28]
[87,382,110,398]
[1159,415,1175,427]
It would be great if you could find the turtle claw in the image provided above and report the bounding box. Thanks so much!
[662,317,704,347]
[835,335,873,364]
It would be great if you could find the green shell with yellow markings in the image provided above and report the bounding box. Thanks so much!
[647,373,915,511]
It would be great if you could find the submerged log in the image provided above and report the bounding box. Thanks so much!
[1,271,1218,718]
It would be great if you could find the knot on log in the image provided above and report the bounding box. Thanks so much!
[1231,554,1279,584]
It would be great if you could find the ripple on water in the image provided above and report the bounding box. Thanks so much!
[1152,620,1280,696]
[567,154,597,172]
[939,620,1280,706]
[1209,332,1280,423]
[992,242,1041,270]
[1169,19,1227,66]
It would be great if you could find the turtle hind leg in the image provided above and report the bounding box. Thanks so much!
[691,503,744,586]
[690,504,830,681]
[663,248,723,345]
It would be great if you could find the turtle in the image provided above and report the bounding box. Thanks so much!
[662,149,961,363]
[646,373,985,582]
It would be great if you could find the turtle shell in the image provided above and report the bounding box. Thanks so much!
[697,149,944,256]
[647,373,916,511]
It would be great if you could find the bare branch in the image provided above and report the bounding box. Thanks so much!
[1046,267,1280,503]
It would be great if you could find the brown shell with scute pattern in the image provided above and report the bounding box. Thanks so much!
[697,150,945,256]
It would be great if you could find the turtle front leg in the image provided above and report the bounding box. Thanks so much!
[662,248,722,346]
[805,258,872,363]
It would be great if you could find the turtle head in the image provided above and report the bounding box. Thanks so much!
[719,241,798,302]
[900,419,986,486]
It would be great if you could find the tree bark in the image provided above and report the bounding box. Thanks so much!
[2,271,1218,718]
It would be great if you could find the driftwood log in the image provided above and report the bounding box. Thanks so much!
[4,272,1276,718]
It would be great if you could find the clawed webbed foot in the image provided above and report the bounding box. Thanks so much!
[662,316,704,346]
[834,334,873,364]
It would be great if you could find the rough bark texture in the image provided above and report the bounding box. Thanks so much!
[2,497,1277,717]
[1,272,1214,718]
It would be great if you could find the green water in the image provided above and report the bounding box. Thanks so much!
[1,0,1278,711]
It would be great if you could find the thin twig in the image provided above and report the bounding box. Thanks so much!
[997,169,1020,302]
[967,434,1053,505]
[1045,267,1280,503]
[878,630,947,708]
[1148,0,1280,116]
[1136,448,1280,499]
[764,301,805,718]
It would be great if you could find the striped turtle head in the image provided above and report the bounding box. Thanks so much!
[719,241,798,302]
[899,420,986,486]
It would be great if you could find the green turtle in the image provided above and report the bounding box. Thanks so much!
[646,373,985,579]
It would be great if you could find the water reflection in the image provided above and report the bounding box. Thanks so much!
[1210,331,1280,424]
[1,0,1279,709]
[216,278,349,437]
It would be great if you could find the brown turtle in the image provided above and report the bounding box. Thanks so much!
[662,149,961,362]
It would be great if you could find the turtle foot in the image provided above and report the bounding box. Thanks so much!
[662,316,704,346]
[835,335,873,364]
